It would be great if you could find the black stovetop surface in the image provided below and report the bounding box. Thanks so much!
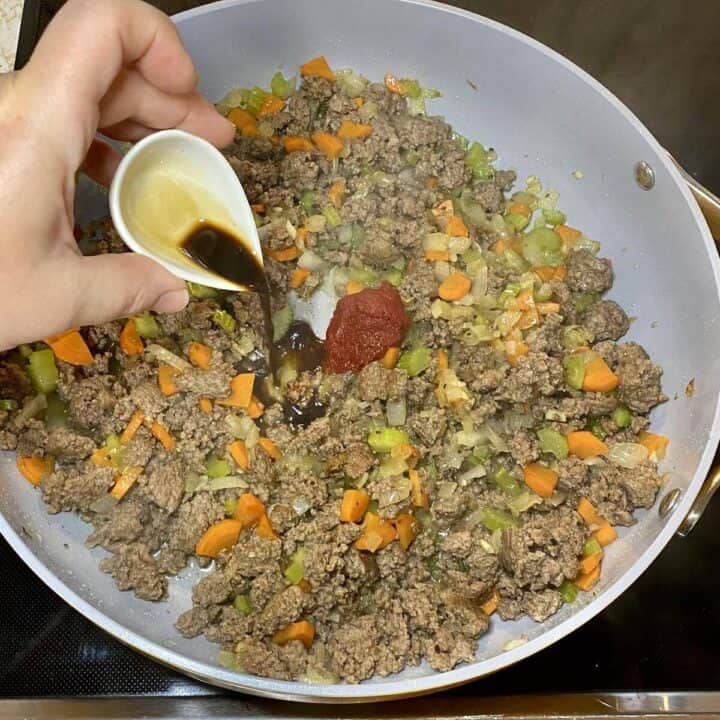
[5,0,720,701]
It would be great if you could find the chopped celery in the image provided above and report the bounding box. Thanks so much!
[498,282,521,308]
[270,71,296,100]
[285,547,306,584]
[44,392,68,430]
[383,269,404,287]
[406,96,426,116]
[473,445,492,463]
[187,281,219,299]
[452,132,469,150]
[562,326,591,350]
[19,344,33,359]
[465,142,487,170]
[503,249,529,274]
[233,594,253,615]
[28,349,58,394]
[505,213,529,232]
[298,190,315,214]
[404,149,419,166]
[587,418,606,440]
[583,538,602,557]
[367,427,410,453]
[564,354,588,390]
[205,457,231,479]
[215,87,250,115]
[559,579,579,603]
[178,328,203,345]
[0,399,18,411]
[543,208,566,226]
[481,507,519,531]
[224,498,238,517]
[272,305,293,343]
[612,406,632,428]
[492,467,522,497]
[133,312,162,339]
[508,490,543,515]
[348,267,379,286]
[536,427,567,460]
[323,206,342,227]
[246,86,268,115]
[522,227,563,267]
[217,650,238,669]
[574,292,600,313]
[212,309,237,334]
[423,87,442,99]
[399,78,422,98]
[397,347,431,377]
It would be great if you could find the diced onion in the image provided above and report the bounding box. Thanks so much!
[386,398,407,427]
[144,344,192,371]
[437,481,457,499]
[15,393,47,426]
[291,497,312,516]
[378,476,411,507]
[305,215,327,233]
[358,100,378,121]
[608,442,649,469]
[297,249,327,271]
[208,476,249,491]
[458,465,487,484]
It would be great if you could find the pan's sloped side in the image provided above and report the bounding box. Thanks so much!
[2,0,720,702]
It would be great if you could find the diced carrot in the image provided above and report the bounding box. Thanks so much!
[228,440,250,472]
[523,463,558,498]
[300,55,334,81]
[532,266,558,282]
[638,431,670,461]
[508,202,532,217]
[579,550,603,575]
[272,620,315,648]
[327,178,346,208]
[17,455,54,486]
[516,307,539,331]
[355,512,397,552]
[119,319,143,357]
[352,97,364,108]
[258,93,284,116]
[120,409,145,444]
[380,347,400,370]
[393,513,418,550]
[109,465,143,500]
[436,348,449,373]
[195,519,243,558]
[247,396,264,419]
[227,107,255,131]
[432,200,454,218]
[582,356,619,392]
[241,123,259,138]
[340,489,369,523]
[577,497,603,526]
[345,280,365,295]
[574,562,601,591]
[217,373,255,408]
[157,363,179,396]
[337,120,373,140]
[409,469,428,508]
[150,421,176,451]
[266,245,300,262]
[234,492,265,527]
[188,342,212,370]
[555,224,582,249]
[592,520,618,547]
[90,446,114,467]
[290,267,310,288]
[256,513,279,540]
[492,239,508,254]
[505,340,529,367]
[424,249,450,262]
[393,444,419,464]
[555,266,567,280]
[481,590,500,616]
[283,136,315,153]
[507,289,534,312]
[251,203,266,214]
[311,132,344,160]
[44,328,94,365]
[438,271,471,301]
[537,302,561,315]
[445,215,469,238]
[384,73,407,95]
[257,436,281,460]
[567,430,609,459]
[296,227,309,244]
[199,398,213,414]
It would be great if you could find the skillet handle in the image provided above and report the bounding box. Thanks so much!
[667,154,720,240]
[677,465,720,537]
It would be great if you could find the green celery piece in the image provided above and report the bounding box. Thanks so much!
[505,212,529,232]
[522,227,563,267]
[612,406,632,428]
[224,498,238,517]
[481,507,519,532]
[367,427,410,453]
[543,208,566,226]
[492,467,522,497]
[284,547,306,584]
[399,78,422,98]
[322,206,341,227]
[404,149,419,166]
[28,349,58,394]
[473,445,492,463]
[246,86,268,115]
[564,354,588,390]
[452,132,469,150]
[559,579,579,603]
[187,282,218,299]
[206,457,231,479]
[298,190,315,213]
[536,427,569,460]
[44,392,68,430]
[270,72,296,100]
[397,347,431,377]
[465,142,488,170]
[498,282,522,308]
[19,344,33,359]
[583,538,602,557]
[574,292,600,313]
[562,326,591,350]
[233,594,253,615]
[133,312,162,339]
[534,282,554,302]
[503,249,529,274]
[0,399,18,411]
[212,309,237,334]
[587,418,606,440]
[383,269,404,287]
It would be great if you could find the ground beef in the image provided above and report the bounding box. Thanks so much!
[580,300,629,341]
[566,249,613,293]
[99,542,167,601]
[613,342,667,413]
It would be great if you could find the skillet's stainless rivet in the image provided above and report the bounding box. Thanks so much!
[659,488,682,518]
[634,161,655,190]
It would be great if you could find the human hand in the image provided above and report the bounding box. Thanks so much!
[0,0,235,351]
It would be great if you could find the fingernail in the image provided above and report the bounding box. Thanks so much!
[153,288,189,314]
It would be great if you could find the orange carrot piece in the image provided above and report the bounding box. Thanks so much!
[199,398,213,414]
[436,348,449,373]
[507,289,534,312]
[505,340,529,367]
[299,56,334,81]
[345,280,365,295]
[638,431,670,461]
[352,97,364,108]
[445,215,469,238]
[195,519,243,558]
[240,123,259,137]
[432,199,454,217]
[532,266,558,282]
[556,224,582,249]
[380,347,400,370]
[567,431,609,459]
[582,356,619,392]
[109,465,143,500]
[508,202,532,217]
[311,132,344,160]
[393,513,418,550]
[574,562,601,591]
[188,342,212,370]
[336,120,373,140]
[327,178,346,208]
[491,239,508,254]
[424,249,450,262]
[150,421,176,451]
[579,550,603,575]
[158,363,179,397]
[251,203,266,214]
[481,590,500,616]
[384,73,407,95]
[272,620,315,648]
[119,319,143,357]
[555,266,567,280]
[44,328,94,365]
[217,373,255,408]
[16,455,54,486]
[120,409,145,444]
[290,267,311,288]
[227,107,256,131]
[577,497,603,526]
[340,489,370,523]
[537,302,561,315]
[266,245,300,262]
[409,469,428,508]
[258,94,284,116]
[257,436,281,460]
[283,135,315,153]
[438,271,471,301]
[234,492,265,527]
[228,440,250,472]
[90,446,114,467]
[355,512,397,552]
[592,520,618,547]
[523,463,558,498]
[247,396,264,419]
[256,513,279,540]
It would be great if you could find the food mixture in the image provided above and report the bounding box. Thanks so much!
[0,57,670,683]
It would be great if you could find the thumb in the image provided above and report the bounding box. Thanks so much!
[68,252,188,327]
